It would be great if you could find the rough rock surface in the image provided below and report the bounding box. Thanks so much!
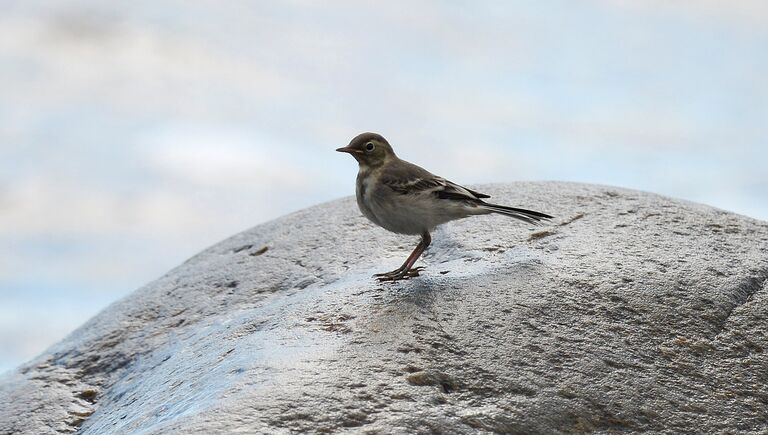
[1,182,767,434]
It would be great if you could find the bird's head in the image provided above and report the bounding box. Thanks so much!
[336,132,396,169]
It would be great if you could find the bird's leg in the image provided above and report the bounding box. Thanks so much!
[374,243,423,280]
[375,232,431,281]
[399,231,431,279]
[374,234,427,279]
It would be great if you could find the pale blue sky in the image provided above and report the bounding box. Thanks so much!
[1,0,766,373]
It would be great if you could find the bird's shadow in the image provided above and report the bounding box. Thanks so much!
[389,277,442,307]
[364,276,446,328]
[365,222,550,328]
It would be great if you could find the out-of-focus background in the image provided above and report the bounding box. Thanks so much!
[1,1,766,373]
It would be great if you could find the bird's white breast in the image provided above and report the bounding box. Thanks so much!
[356,170,382,226]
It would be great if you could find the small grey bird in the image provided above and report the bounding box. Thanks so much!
[337,132,552,282]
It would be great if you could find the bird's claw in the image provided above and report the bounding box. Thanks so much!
[374,267,425,282]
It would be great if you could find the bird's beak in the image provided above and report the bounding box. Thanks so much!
[336,146,362,154]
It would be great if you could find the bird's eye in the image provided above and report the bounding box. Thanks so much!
[365,142,375,151]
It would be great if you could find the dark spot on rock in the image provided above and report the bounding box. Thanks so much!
[214,280,239,290]
[340,411,369,427]
[558,213,585,226]
[296,277,316,289]
[406,371,458,394]
[508,384,537,397]
[439,270,450,275]
[396,344,423,354]
[432,395,448,404]
[250,246,269,256]
[406,371,434,386]
[232,244,253,253]
[314,313,354,333]
[171,308,187,317]
[529,230,556,241]
[78,389,98,403]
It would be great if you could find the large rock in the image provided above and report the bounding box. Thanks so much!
[1,182,767,434]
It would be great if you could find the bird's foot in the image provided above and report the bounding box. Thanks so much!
[375,267,424,282]
[373,268,403,279]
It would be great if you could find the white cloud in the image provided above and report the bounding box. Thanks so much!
[138,126,309,190]
[601,0,768,30]
[0,14,299,119]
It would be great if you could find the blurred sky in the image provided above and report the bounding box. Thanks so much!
[1,0,766,373]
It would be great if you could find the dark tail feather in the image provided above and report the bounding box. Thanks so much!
[480,203,553,225]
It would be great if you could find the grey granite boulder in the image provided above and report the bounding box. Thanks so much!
[1,182,767,434]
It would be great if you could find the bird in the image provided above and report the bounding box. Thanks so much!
[337,132,552,282]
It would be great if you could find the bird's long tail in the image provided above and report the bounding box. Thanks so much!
[479,203,553,225]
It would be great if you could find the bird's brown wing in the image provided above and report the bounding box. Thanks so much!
[380,158,491,201]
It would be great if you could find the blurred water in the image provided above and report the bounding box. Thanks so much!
[1,0,766,373]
